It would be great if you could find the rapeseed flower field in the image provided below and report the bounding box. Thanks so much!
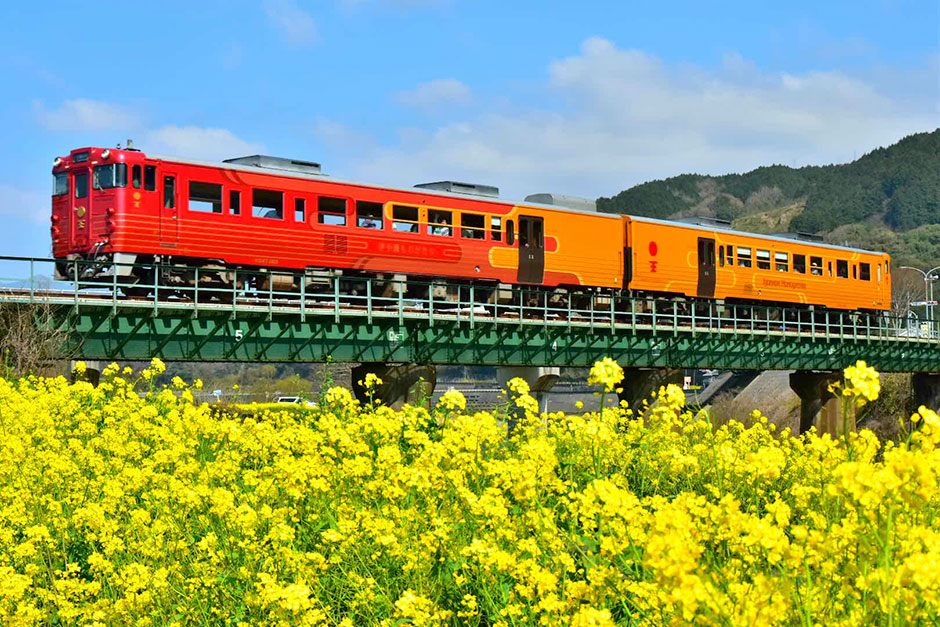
[0,358,937,625]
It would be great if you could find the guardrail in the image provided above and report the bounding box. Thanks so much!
[0,255,932,343]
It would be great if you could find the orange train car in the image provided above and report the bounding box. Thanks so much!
[626,217,891,311]
[50,145,890,312]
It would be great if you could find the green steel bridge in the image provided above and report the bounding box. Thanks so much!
[0,255,936,371]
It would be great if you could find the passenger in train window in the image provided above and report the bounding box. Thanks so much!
[810,256,823,275]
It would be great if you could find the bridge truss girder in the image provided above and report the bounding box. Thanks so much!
[56,307,940,372]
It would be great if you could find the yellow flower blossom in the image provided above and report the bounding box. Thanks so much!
[587,357,624,393]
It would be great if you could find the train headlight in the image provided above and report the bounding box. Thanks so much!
[101,149,111,160]
[53,157,62,167]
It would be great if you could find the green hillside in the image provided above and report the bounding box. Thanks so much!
[597,129,940,266]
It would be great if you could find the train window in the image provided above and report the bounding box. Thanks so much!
[132,165,142,189]
[810,256,822,275]
[860,262,870,281]
[507,220,515,245]
[318,196,346,226]
[53,173,68,196]
[491,216,502,242]
[144,165,156,191]
[877,264,882,282]
[74,172,88,199]
[853,264,857,280]
[726,245,734,266]
[93,163,127,190]
[253,188,283,219]
[756,249,771,270]
[163,176,174,208]
[461,214,486,240]
[886,259,890,274]
[836,260,848,278]
[230,190,241,215]
[356,201,383,229]
[774,252,788,272]
[392,205,419,233]
[295,198,306,222]
[793,254,806,274]
[719,247,725,267]
[828,262,833,277]
[188,181,222,214]
[737,247,752,268]
[429,209,453,236]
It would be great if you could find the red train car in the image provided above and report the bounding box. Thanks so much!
[51,146,623,296]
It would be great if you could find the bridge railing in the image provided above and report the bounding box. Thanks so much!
[0,255,932,343]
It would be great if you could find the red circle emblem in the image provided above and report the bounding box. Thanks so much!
[648,241,658,256]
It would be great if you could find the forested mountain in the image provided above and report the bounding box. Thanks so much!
[597,129,940,267]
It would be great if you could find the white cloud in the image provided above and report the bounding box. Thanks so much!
[0,185,47,225]
[34,99,140,132]
[264,0,317,46]
[145,126,265,161]
[332,37,936,199]
[396,79,472,110]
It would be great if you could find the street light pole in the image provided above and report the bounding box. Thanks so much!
[900,265,940,333]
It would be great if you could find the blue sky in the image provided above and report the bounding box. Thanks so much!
[1,0,937,258]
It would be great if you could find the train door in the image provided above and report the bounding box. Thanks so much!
[697,237,716,298]
[160,170,179,246]
[517,215,545,283]
[71,168,91,249]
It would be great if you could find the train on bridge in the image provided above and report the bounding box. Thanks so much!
[50,144,891,312]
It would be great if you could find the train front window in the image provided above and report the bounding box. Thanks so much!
[775,252,788,272]
[92,163,127,190]
[74,172,88,199]
[429,210,453,236]
[837,259,848,278]
[53,173,68,196]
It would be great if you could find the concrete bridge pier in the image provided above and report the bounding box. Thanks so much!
[912,373,940,412]
[350,363,437,409]
[617,368,683,410]
[70,359,102,385]
[497,366,560,413]
[789,370,853,435]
